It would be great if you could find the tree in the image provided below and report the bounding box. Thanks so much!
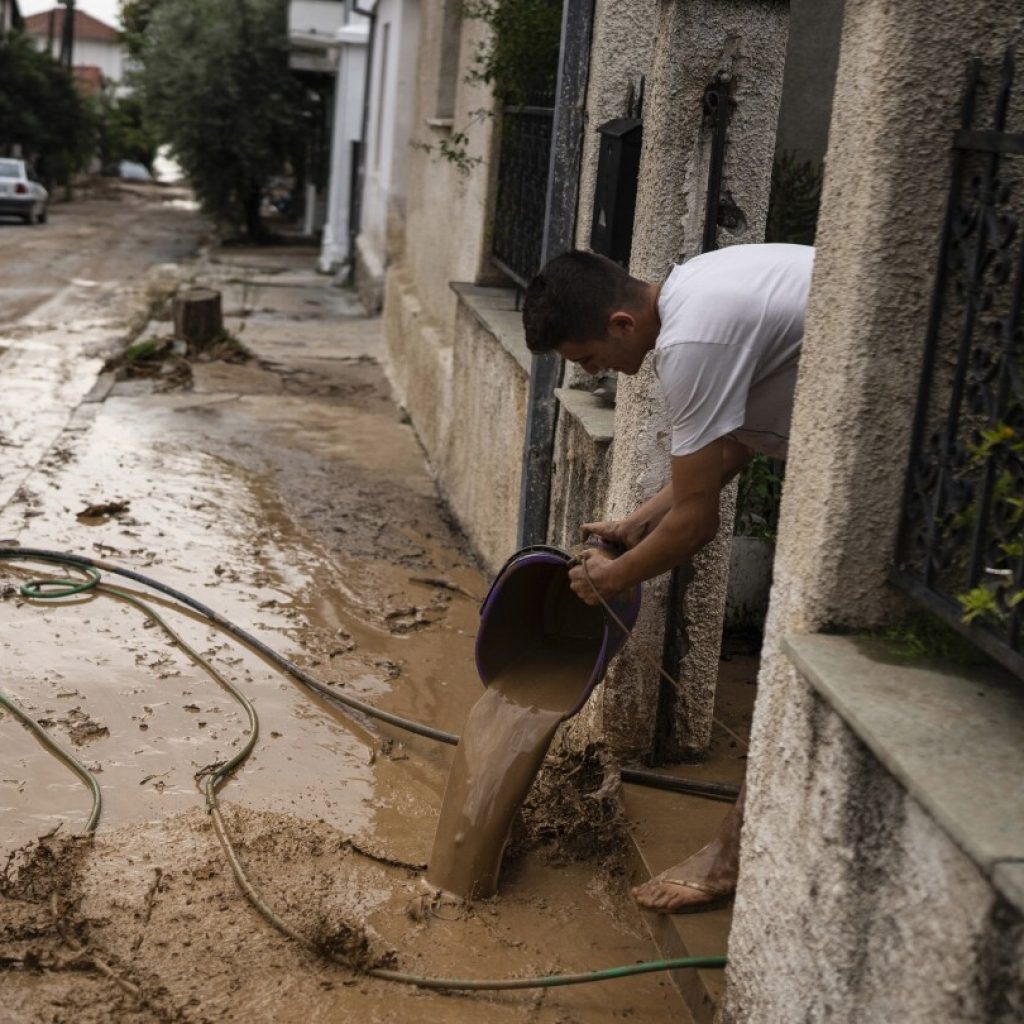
[0,32,96,189]
[95,91,160,171]
[134,0,308,239]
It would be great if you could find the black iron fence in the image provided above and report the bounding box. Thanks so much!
[894,48,1024,680]
[492,103,555,288]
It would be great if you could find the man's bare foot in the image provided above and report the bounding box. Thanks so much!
[632,785,745,914]
[632,840,737,913]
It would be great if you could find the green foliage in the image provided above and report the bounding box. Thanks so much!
[765,153,823,246]
[957,585,1003,625]
[735,454,785,542]
[121,0,164,61]
[874,610,994,667]
[0,32,96,188]
[954,421,1024,630]
[95,92,160,170]
[134,0,308,238]
[418,0,562,174]
[463,0,562,105]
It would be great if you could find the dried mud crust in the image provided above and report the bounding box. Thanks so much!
[506,738,628,869]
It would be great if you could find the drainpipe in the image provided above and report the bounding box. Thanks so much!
[516,0,595,547]
[349,0,377,285]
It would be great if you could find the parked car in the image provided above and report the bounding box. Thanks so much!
[117,160,154,182]
[0,158,48,225]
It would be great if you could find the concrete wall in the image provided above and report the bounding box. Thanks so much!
[441,302,528,572]
[774,0,845,165]
[580,0,788,761]
[725,658,1024,1022]
[356,0,421,311]
[724,1,1024,1018]
[381,7,513,566]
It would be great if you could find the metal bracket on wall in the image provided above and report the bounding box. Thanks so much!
[701,74,731,254]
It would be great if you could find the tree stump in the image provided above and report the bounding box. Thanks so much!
[173,288,223,354]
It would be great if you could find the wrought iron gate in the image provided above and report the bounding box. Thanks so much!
[492,94,557,288]
[894,48,1024,680]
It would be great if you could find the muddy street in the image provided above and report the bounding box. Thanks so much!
[0,189,688,1022]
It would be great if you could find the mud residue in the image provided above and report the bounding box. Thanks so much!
[509,737,628,867]
[1,829,89,909]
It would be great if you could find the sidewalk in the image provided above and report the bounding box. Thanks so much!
[1,243,693,1024]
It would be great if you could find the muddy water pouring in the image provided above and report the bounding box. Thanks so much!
[425,543,640,900]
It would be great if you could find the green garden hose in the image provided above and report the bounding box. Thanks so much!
[0,548,728,990]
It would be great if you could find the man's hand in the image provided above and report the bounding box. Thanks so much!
[568,548,623,607]
[582,518,648,551]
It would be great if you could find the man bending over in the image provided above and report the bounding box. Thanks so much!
[522,243,813,913]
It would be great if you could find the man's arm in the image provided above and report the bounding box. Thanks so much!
[582,436,753,551]
[569,436,752,604]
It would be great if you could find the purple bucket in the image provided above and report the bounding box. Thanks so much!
[474,542,642,719]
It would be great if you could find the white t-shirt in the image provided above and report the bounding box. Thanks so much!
[653,243,813,460]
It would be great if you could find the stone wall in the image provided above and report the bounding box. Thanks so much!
[724,1,1024,1018]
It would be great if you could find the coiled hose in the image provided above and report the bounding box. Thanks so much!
[0,547,729,990]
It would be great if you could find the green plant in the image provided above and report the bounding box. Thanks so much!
[94,91,160,171]
[765,153,823,246]
[951,420,1024,630]
[734,454,785,542]
[0,33,96,189]
[133,0,311,239]
[417,0,561,175]
[873,610,994,667]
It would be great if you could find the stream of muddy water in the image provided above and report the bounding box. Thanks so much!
[425,639,594,899]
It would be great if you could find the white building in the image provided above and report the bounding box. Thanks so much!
[23,7,126,92]
[288,0,369,269]
[352,0,420,307]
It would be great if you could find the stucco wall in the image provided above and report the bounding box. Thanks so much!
[381,4,520,562]
[723,661,1024,1022]
[774,0,845,164]
[440,303,528,574]
[382,266,453,461]
[725,1,1024,1018]
[588,0,788,760]
[397,11,499,328]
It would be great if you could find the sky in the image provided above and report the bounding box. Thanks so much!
[18,0,123,30]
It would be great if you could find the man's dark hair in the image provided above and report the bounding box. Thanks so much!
[522,251,645,353]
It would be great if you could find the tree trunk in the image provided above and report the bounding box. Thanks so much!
[243,182,265,242]
[173,288,223,354]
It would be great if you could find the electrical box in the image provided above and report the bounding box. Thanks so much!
[589,117,643,267]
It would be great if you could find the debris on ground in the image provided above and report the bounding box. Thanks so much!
[77,500,131,521]
[508,737,628,868]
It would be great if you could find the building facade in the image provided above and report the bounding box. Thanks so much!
[366,0,1023,1019]
[23,7,125,89]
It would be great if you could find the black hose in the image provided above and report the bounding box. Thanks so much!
[0,548,738,801]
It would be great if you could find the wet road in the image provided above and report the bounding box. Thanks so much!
[0,181,201,325]
[0,198,689,1023]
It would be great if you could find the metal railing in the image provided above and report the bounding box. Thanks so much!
[492,103,555,289]
[894,48,1024,680]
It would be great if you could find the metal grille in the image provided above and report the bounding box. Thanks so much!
[492,106,555,288]
[894,48,1024,680]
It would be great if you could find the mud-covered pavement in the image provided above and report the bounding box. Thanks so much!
[0,189,688,1022]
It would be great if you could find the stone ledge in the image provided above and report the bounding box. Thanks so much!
[554,387,615,443]
[783,633,1024,913]
[450,282,531,375]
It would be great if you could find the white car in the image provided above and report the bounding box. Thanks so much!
[0,158,49,225]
